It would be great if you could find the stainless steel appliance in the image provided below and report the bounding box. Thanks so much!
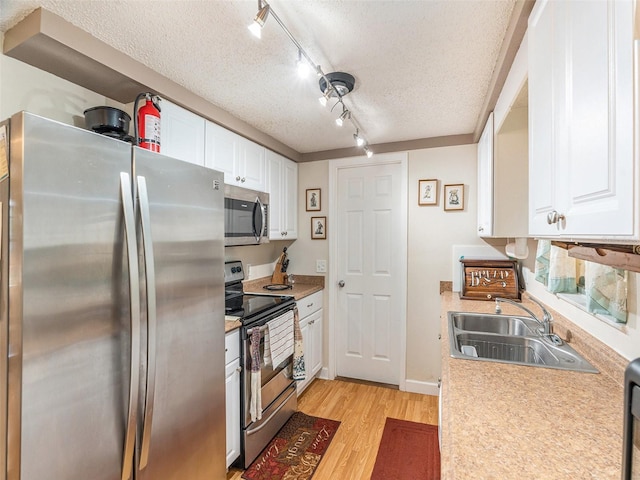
[224,184,269,246]
[0,112,226,480]
[623,358,640,479]
[224,261,296,468]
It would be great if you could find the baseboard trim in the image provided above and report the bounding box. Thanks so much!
[319,367,330,380]
[405,379,439,396]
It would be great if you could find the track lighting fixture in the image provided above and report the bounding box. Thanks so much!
[296,50,311,78]
[247,1,373,157]
[335,107,350,127]
[248,0,270,38]
[364,146,373,158]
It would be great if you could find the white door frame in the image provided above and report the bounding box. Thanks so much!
[327,152,408,391]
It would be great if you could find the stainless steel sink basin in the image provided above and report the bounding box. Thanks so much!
[450,312,538,336]
[448,311,598,373]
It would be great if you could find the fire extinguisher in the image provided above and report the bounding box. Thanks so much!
[134,93,161,152]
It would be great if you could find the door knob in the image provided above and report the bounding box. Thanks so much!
[338,280,345,287]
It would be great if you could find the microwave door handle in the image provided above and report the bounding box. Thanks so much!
[253,196,266,243]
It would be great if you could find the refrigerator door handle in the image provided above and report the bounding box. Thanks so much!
[136,175,158,471]
[120,172,141,480]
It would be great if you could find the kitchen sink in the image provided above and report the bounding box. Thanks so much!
[448,311,598,373]
[450,312,538,336]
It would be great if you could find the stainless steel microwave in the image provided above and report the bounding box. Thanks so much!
[224,184,269,246]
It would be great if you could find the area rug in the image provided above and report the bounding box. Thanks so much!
[370,417,441,480]
[242,411,340,480]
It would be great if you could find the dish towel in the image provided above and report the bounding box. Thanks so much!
[266,310,295,367]
[535,239,551,286]
[585,262,628,323]
[547,244,577,293]
[292,307,306,381]
[249,327,262,423]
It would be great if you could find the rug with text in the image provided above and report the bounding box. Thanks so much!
[242,411,340,480]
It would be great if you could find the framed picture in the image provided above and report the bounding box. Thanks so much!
[418,179,438,205]
[306,188,321,211]
[311,216,326,239]
[444,184,464,211]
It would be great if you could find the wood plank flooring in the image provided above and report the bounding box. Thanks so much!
[226,378,439,480]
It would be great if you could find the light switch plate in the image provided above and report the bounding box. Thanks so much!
[316,259,327,273]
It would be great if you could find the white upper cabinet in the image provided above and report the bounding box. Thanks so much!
[160,100,205,166]
[528,0,636,240]
[266,149,298,240]
[205,121,267,192]
[477,113,494,237]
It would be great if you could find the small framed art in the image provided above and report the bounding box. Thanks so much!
[306,188,321,211]
[418,179,438,206]
[311,216,326,239]
[444,184,464,211]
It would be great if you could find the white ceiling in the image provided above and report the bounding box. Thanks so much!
[0,0,516,155]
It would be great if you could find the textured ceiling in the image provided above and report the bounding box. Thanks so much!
[0,0,516,154]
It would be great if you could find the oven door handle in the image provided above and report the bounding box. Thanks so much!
[246,324,269,336]
[245,386,296,437]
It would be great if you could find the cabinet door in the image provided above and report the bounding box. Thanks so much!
[477,112,494,237]
[282,158,298,239]
[561,0,634,237]
[204,121,237,185]
[309,310,323,376]
[237,137,266,192]
[161,101,205,166]
[528,0,562,235]
[266,151,284,239]
[297,317,312,394]
[225,358,241,468]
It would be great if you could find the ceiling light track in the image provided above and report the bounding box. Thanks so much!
[248,0,372,156]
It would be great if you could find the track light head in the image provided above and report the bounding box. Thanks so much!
[354,130,365,147]
[364,146,373,158]
[336,108,350,127]
[297,51,311,78]
[248,1,270,38]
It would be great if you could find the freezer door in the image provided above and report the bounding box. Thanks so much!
[7,112,137,480]
[132,148,226,480]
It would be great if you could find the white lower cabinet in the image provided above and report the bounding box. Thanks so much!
[224,330,241,469]
[296,291,323,394]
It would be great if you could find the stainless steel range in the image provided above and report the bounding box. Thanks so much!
[224,261,297,469]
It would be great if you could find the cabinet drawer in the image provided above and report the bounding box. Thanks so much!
[296,290,323,319]
[225,329,240,365]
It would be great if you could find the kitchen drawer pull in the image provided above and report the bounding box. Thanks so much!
[307,303,313,308]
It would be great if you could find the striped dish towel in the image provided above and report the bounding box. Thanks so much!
[267,310,295,367]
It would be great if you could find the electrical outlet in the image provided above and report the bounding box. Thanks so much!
[316,259,327,273]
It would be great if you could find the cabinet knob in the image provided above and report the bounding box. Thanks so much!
[241,177,246,183]
[235,176,241,181]
[546,210,566,225]
[478,226,484,232]
[236,367,242,373]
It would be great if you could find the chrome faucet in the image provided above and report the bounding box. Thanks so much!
[495,294,553,336]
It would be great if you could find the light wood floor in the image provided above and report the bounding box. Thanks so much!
[226,378,439,480]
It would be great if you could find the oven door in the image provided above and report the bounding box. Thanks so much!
[623,358,640,479]
[242,321,295,428]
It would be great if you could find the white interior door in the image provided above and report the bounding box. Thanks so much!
[334,160,406,385]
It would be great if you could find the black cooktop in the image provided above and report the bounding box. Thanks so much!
[225,293,295,324]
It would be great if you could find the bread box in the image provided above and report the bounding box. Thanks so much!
[459,259,521,301]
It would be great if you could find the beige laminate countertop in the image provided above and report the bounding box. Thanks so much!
[242,275,324,301]
[440,291,627,480]
[224,275,325,334]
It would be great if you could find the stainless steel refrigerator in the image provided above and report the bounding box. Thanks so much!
[0,112,226,480]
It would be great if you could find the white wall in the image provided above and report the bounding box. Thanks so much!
[0,34,128,124]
